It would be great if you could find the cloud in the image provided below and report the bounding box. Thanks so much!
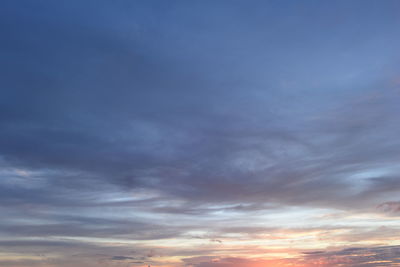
[2,0,400,215]
[377,201,400,213]
[184,246,400,267]
[111,256,136,261]
[301,246,400,267]
[0,238,157,267]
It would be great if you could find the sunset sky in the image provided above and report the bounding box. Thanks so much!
[2,1,400,266]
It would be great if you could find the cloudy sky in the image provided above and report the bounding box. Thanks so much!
[1,0,400,266]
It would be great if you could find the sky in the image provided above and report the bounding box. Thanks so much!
[1,0,400,266]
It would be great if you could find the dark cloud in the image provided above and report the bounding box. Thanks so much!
[111,256,136,261]
[301,246,400,267]
[1,0,400,222]
[377,201,400,213]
